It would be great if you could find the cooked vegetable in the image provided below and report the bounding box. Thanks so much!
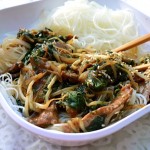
[64,91,87,111]
[85,116,105,132]
[86,73,108,91]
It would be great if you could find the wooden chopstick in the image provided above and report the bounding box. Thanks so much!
[134,63,150,71]
[113,33,150,53]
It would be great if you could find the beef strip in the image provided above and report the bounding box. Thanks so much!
[28,102,59,127]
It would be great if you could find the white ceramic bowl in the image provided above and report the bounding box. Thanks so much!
[0,0,150,146]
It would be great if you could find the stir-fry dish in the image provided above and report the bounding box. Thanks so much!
[0,28,150,133]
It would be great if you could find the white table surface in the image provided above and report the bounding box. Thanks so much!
[0,1,150,150]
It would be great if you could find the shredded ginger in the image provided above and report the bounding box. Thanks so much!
[38,0,138,54]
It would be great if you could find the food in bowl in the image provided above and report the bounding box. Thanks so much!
[0,0,150,134]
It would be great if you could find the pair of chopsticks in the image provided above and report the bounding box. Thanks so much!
[113,33,150,71]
